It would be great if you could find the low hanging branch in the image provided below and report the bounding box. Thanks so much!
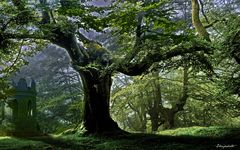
[5,40,24,75]
[204,20,220,29]
[115,43,212,76]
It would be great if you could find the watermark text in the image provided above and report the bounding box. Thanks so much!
[216,144,237,149]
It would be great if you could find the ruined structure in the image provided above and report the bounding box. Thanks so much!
[9,78,37,134]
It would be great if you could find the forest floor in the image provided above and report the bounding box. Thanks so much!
[0,126,240,150]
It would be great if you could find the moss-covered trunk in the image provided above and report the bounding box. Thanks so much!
[191,0,210,41]
[79,68,121,134]
[50,26,124,134]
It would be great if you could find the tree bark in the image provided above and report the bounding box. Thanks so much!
[79,68,121,134]
[0,101,5,124]
[150,112,159,132]
[149,77,161,132]
[162,109,175,129]
[49,26,124,134]
[191,0,210,41]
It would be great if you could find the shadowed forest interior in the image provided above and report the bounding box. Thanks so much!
[0,0,240,149]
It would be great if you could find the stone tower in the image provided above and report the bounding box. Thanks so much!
[9,78,37,134]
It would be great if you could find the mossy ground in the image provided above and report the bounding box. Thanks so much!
[0,126,239,150]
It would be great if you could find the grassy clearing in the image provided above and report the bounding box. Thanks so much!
[0,126,239,150]
[158,126,236,137]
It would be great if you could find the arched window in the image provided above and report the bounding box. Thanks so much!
[28,100,33,117]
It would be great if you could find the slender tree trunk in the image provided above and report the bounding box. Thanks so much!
[191,0,210,41]
[79,68,121,134]
[149,78,161,132]
[139,100,147,133]
[0,102,5,124]
[160,66,189,130]
[163,109,175,129]
[150,114,159,132]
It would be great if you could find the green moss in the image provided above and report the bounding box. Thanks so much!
[0,136,50,150]
[158,126,235,137]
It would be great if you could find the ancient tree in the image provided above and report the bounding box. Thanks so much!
[1,0,212,134]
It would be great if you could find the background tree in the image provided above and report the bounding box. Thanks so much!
[190,0,240,95]
[13,46,83,133]
[0,1,44,125]
[111,67,240,133]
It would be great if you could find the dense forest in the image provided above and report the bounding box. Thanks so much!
[0,0,240,149]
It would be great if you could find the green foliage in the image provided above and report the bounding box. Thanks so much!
[111,70,185,132]
[220,17,240,95]
[175,74,240,128]
[0,0,47,100]
[0,124,14,136]
[0,80,14,101]
[108,0,170,34]
[56,1,108,31]
[206,11,240,95]
[111,64,240,132]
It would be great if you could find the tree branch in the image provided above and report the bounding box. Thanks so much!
[5,33,47,40]
[199,0,209,24]
[204,20,219,29]
[5,40,24,74]
[124,12,144,63]
[116,44,211,76]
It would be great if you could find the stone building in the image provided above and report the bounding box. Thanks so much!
[8,78,37,133]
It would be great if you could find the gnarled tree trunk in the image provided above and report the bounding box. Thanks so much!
[79,68,121,134]
[50,27,122,134]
